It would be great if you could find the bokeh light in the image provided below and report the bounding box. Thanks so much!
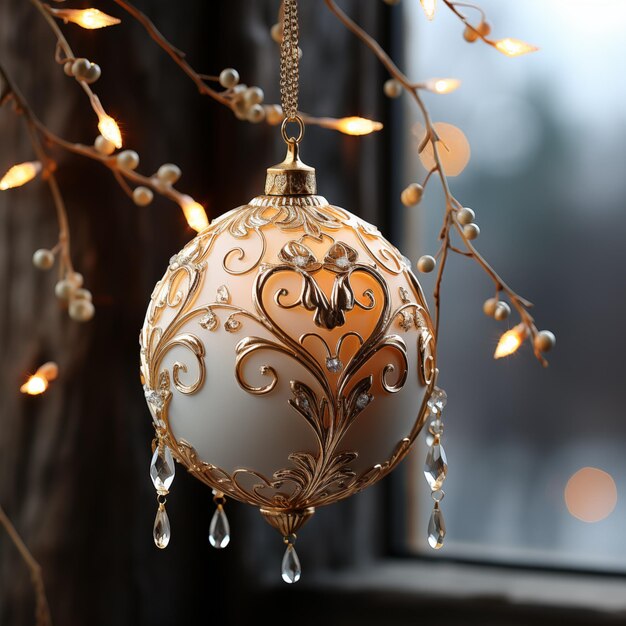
[415,122,471,177]
[564,467,617,523]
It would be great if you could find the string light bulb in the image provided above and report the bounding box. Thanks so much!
[20,375,48,395]
[97,113,122,149]
[420,0,437,20]
[179,195,209,232]
[427,78,461,95]
[494,324,527,359]
[20,361,59,395]
[49,8,121,29]
[493,38,538,57]
[332,116,383,136]
[0,161,42,190]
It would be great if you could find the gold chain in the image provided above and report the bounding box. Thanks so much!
[280,0,300,121]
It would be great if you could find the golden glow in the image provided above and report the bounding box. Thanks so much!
[415,122,471,177]
[54,8,121,29]
[36,361,59,382]
[428,78,461,95]
[180,195,209,232]
[97,114,122,149]
[20,375,48,395]
[565,467,617,523]
[494,38,538,57]
[0,161,41,190]
[420,0,437,21]
[494,324,527,359]
[334,116,383,136]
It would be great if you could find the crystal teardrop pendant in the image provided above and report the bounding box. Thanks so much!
[150,445,175,494]
[209,504,231,549]
[153,503,171,549]
[423,438,448,490]
[281,544,302,584]
[428,503,446,549]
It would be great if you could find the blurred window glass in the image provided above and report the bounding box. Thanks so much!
[400,0,626,572]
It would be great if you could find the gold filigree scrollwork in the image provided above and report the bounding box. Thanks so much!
[354,219,406,275]
[170,333,206,394]
[141,215,436,513]
[220,197,345,241]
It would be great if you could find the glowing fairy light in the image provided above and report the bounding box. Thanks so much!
[97,114,122,149]
[50,8,121,29]
[494,324,527,359]
[333,116,383,136]
[420,0,437,20]
[493,38,538,57]
[179,195,209,232]
[427,78,461,95]
[0,161,42,190]
[20,361,59,395]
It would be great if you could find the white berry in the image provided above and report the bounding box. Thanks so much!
[245,86,264,106]
[401,183,424,207]
[219,68,239,89]
[95,135,115,156]
[71,58,91,79]
[157,164,181,184]
[67,272,83,288]
[116,150,139,170]
[494,302,511,321]
[55,279,76,301]
[232,98,249,120]
[463,223,480,240]
[33,248,54,270]
[247,104,265,123]
[63,61,74,76]
[483,297,498,317]
[534,330,556,353]
[384,79,402,98]
[82,63,101,84]
[69,298,95,322]
[457,207,475,225]
[73,288,92,301]
[133,186,154,206]
[417,255,436,273]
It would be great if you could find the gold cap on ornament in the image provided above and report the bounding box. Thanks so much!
[265,118,317,196]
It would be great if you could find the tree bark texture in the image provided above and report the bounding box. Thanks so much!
[0,2,392,624]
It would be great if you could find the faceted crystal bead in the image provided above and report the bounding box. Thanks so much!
[281,544,301,584]
[427,387,447,414]
[150,445,175,494]
[326,356,343,373]
[209,504,231,549]
[428,504,446,549]
[153,504,171,549]
[423,439,448,490]
[356,393,372,411]
[144,388,164,412]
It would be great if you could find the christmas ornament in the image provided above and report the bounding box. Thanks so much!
[140,0,442,581]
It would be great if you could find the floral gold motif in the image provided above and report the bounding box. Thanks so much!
[140,193,436,527]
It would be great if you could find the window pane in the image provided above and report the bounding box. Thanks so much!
[401,0,626,571]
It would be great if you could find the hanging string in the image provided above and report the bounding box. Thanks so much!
[279,0,300,121]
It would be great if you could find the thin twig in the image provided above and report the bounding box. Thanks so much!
[112,0,367,132]
[0,62,199,219]
[0,505,53,626]
[323,0,547,364]
[0,64,74,277]
[111,0,230,106]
